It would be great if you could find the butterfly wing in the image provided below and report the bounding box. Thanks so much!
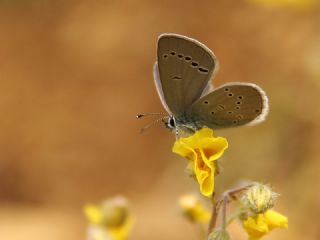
[153,62,172,114]
[188,83,269,128]
[156,33,218,118]
[153,62,214,115]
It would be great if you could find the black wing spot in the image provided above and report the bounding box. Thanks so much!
[203,100,209,105]
[224,88,230,92]
[163,54,168,59]
[198,67,209,73]
[237,115,243,119]
[235,106,240,110]
[218,104,225,109]
[228,111,233,114]
[185,56,192,61]
[211,111,215,115]
[236,101,242,105]
[238,96,243,100]
[233,120,238,124]
[177,54,184,58]
[191,62,199,67]
[170,51,176,56]
[256,109,260,113]
[228,93,233,97]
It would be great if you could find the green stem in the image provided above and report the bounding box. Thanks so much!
[226,208,246,226]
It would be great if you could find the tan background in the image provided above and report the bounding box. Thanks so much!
[0,0,319,239]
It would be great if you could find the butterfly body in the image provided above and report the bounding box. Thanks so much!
[153,33,269,136]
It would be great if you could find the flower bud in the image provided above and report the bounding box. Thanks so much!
[241,183,278,214]
[84,196,129,228]
[100,196,129,228]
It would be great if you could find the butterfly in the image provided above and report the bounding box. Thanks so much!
[138,33,269,137]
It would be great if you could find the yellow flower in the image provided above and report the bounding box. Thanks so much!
[172,128,228,197]
[242,210,288,240]
[84,196,133,240]
[179,194,210,224]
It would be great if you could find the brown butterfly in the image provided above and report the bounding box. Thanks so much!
[139,34,268,136]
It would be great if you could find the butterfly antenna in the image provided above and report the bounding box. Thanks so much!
[136,112,167,119]
[140,116,169,134]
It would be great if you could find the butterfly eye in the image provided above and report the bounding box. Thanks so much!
[168,117,175,128]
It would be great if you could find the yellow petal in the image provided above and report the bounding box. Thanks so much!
[265,210,288,229]
[84,204,103,225]
[199,137,228,163]
[178,128,214,149]
[243,214,269,239]
[193,127,214,139]
[109,217,134,240]
[199,170,214,197]
[243,210,288,239]
[172,140,196,160]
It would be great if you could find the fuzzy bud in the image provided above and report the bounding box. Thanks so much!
[241,183,278,214]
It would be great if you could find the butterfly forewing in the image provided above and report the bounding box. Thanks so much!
[188,83,269,129]
[157,34,217,117]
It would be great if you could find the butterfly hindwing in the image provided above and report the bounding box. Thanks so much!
[188,83,269,129]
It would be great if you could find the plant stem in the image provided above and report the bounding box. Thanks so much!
[207,192,217,236]
[221,193,228,230]
[207,183,253,237]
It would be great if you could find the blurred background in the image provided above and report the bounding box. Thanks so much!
[0,0,319,239]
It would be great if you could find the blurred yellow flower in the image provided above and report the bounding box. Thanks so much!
[179,194,210,224]
[84,196,133,240]
[242,210,288,240]
[173,128,228,197]
[248,0,320,9]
